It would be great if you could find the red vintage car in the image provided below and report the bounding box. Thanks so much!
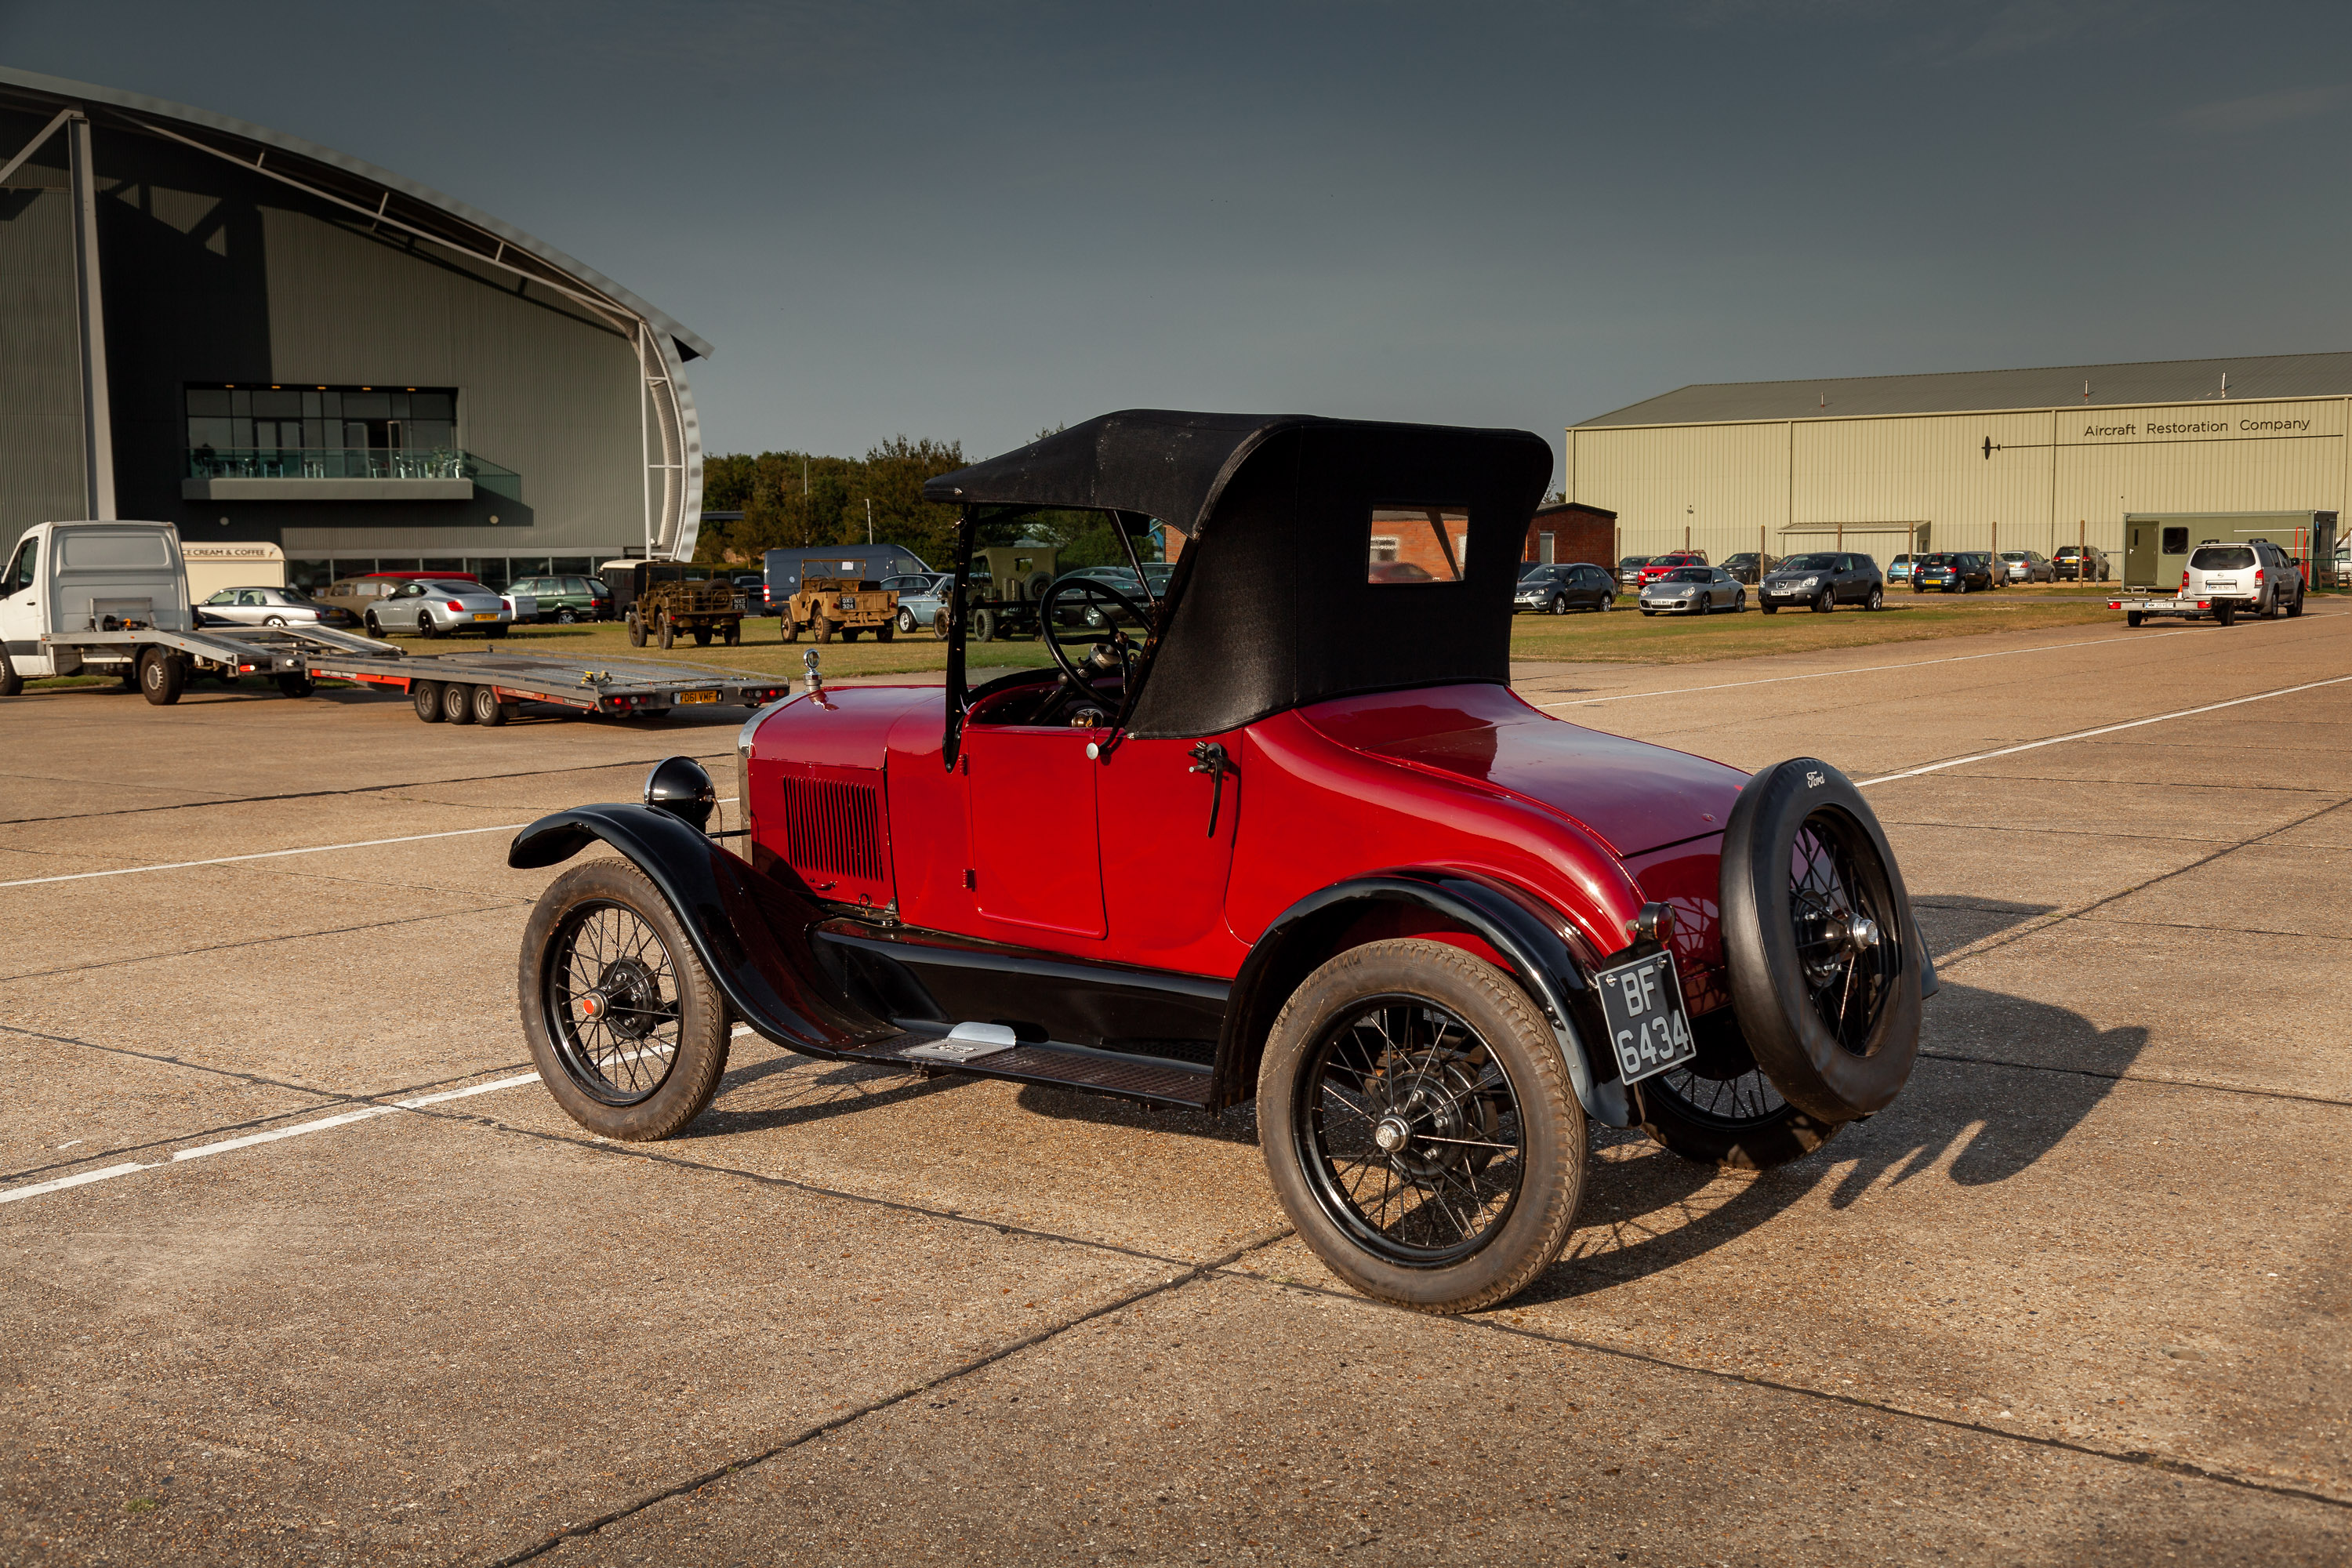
[509,412,1933,1314]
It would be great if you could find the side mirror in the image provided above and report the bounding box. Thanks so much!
[642,755,717,831]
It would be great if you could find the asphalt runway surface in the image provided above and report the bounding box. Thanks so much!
[3,610,2348,1565]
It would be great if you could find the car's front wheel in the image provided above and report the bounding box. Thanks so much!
[898,608,918,633]
[520,859,731,1141]
[1258,938,1586,1315]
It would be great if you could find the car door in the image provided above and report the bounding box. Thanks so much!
[0,532,51,676]
[959,720,1105,939]
[1096,731,1244,966]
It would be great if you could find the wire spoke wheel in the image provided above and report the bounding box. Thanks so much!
[546,899,684,1105]
[1787,809,1900,1057]
[1293,995,1525,1267]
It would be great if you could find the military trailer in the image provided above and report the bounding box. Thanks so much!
[602,561,746,649]
[779,576,898,643]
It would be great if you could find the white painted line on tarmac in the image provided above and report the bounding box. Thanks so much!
[1532,628,2195,710]
[0,1026,757,1207]
[1856,672,2352,787]
[0,798,739,889]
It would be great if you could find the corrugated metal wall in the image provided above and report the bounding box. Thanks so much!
[256,206,642,557]
[0,171,89,549]
[1570,397,2351,563]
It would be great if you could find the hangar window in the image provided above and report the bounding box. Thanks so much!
[184,384,459,463]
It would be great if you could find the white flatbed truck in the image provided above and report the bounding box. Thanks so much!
[2,520,790,722]
[2109,593,2238,628]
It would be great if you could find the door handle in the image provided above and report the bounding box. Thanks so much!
[1187,741,1230,837]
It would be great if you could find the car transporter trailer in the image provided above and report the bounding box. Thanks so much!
[34,622,791,725]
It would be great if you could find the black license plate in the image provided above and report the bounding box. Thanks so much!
[1594,949,1697,1084]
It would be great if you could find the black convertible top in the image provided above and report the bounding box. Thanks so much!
[930,411,1554,739]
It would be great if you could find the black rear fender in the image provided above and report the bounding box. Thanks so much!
[1217,873,1633,1127]
[509,805,893,1055]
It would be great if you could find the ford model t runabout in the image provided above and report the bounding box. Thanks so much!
[510,412,1933,1313]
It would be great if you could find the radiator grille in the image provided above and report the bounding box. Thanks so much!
[782,776,884,881]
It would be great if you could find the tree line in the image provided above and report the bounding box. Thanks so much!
[698,433,1160,572]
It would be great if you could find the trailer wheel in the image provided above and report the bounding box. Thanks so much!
[138,648,183,706]
[412,680,445,722]
[2126,611,2144,627]
[441,682,475,724]
[2216,604,2237,627]
[0,644,21,698]
[470,684,509,725]
[626,612,647,648]
[276,673,315,699]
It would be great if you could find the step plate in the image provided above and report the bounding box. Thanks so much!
[850,1036,1214,1109]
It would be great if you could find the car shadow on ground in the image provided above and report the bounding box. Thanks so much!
[1534,976,2151,1302]
[684,1053,964,1138]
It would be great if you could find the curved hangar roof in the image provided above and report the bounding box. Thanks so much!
[0,65,712,556]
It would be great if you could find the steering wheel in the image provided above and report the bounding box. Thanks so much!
[1038,578,1152,721]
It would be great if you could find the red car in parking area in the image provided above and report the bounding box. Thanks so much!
[507,412,1933,1315]
[1635,550,1709,586]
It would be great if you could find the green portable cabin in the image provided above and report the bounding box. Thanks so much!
[2123,511,2338,591]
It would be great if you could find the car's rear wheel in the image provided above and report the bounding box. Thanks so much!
[2288,586,2306,618]
[1719,758,1922,1123]
[557,608,579,624]
[2216,604,2237,627]
[418,612,439,640]
[1258,938,1585,1315]
[1635,1013,1842,1170]
[264,615,288,628]
[2127,611,2145,627]
[876,620,894,642]
[520,859,730,1141]
[411,680,445,722]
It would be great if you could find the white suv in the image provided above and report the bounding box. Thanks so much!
[2185,539,2304,621]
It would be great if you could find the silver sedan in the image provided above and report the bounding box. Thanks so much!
[1638,565,1746,615]
[196,585,359,629]
[365,579,514,640]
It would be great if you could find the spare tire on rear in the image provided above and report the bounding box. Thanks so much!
[1718,757,1923,1123]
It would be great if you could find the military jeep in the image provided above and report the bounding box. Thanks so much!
[613,562,744,649]
[779,576,898,643]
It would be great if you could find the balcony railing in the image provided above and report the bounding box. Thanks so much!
[182,447,521,502]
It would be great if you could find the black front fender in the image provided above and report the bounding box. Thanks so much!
[510,805,893,1056]
[1216,872,1632,1127]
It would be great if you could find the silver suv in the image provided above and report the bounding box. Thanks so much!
[2184,539,2305,621]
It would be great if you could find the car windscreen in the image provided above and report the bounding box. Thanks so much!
[1665,568,1711,583]
[1784,554,1840,571]
[2190,546,2255,570]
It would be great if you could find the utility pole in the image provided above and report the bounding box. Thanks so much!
[865,498,873,544]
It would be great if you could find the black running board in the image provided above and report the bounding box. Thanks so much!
[846,1035,1214,1109]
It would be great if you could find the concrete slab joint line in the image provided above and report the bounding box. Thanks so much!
[480,1229,1297,1568]
[1241,1272,2352,1516]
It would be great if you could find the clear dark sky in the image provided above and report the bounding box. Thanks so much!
[6,2,2348,482]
